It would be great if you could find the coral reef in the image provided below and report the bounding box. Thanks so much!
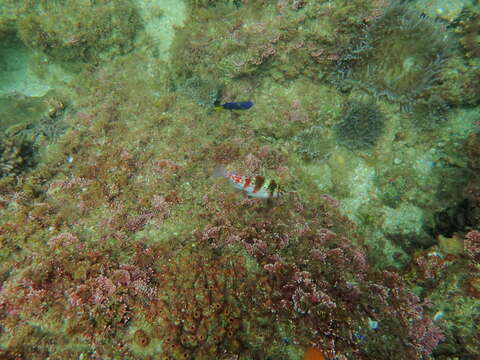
[294,125,333,160]
[187,0,243,8]
[453,4,480,59]
[0,1,18,39]
[0,94,52,130]
[177,76,221,107]
[0,94,68,179]
[171,0,387,84]
[147,248,283,359]
[405,232,480,359]
[334,100,385,150]
[0,0,478,359]
[436,57,480,107]
[335,2,453,108]
[466,131,480,171]
[193,190,443,359]
[0,134,33,178]
[17,0,141,63]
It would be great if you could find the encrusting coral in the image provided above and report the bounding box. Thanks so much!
[17,0,141,63]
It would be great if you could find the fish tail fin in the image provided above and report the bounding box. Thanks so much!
[212,166,226,178]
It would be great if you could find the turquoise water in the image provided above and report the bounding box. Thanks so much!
[0,0,479,359]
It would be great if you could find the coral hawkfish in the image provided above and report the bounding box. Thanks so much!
[214,167,284,199]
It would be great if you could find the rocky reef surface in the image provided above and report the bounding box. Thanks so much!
[0,0,479,359]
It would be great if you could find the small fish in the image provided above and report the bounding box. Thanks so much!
[433,310,445,322]
[214,167,284,199]
[368,319,379,330]
[214,101,253,110]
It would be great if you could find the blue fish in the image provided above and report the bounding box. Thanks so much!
[215,101,253,110]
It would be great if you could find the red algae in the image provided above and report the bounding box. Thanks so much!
[0,0,478,359]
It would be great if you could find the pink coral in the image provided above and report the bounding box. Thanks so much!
[465,230,480,263]
[92,276,116,305]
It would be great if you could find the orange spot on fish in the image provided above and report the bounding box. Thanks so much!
[304,347,325,360]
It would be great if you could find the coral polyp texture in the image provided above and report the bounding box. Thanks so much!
[17,0,141,63]
[334,100,385,150]
[336,2,453,107]
[0,230,271,358]
[0,0,479,359]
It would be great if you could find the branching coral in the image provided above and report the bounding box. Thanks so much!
[0,229,288,359]
[0,232,158,359]
[0,1,474,358]
[147,249,280,359]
